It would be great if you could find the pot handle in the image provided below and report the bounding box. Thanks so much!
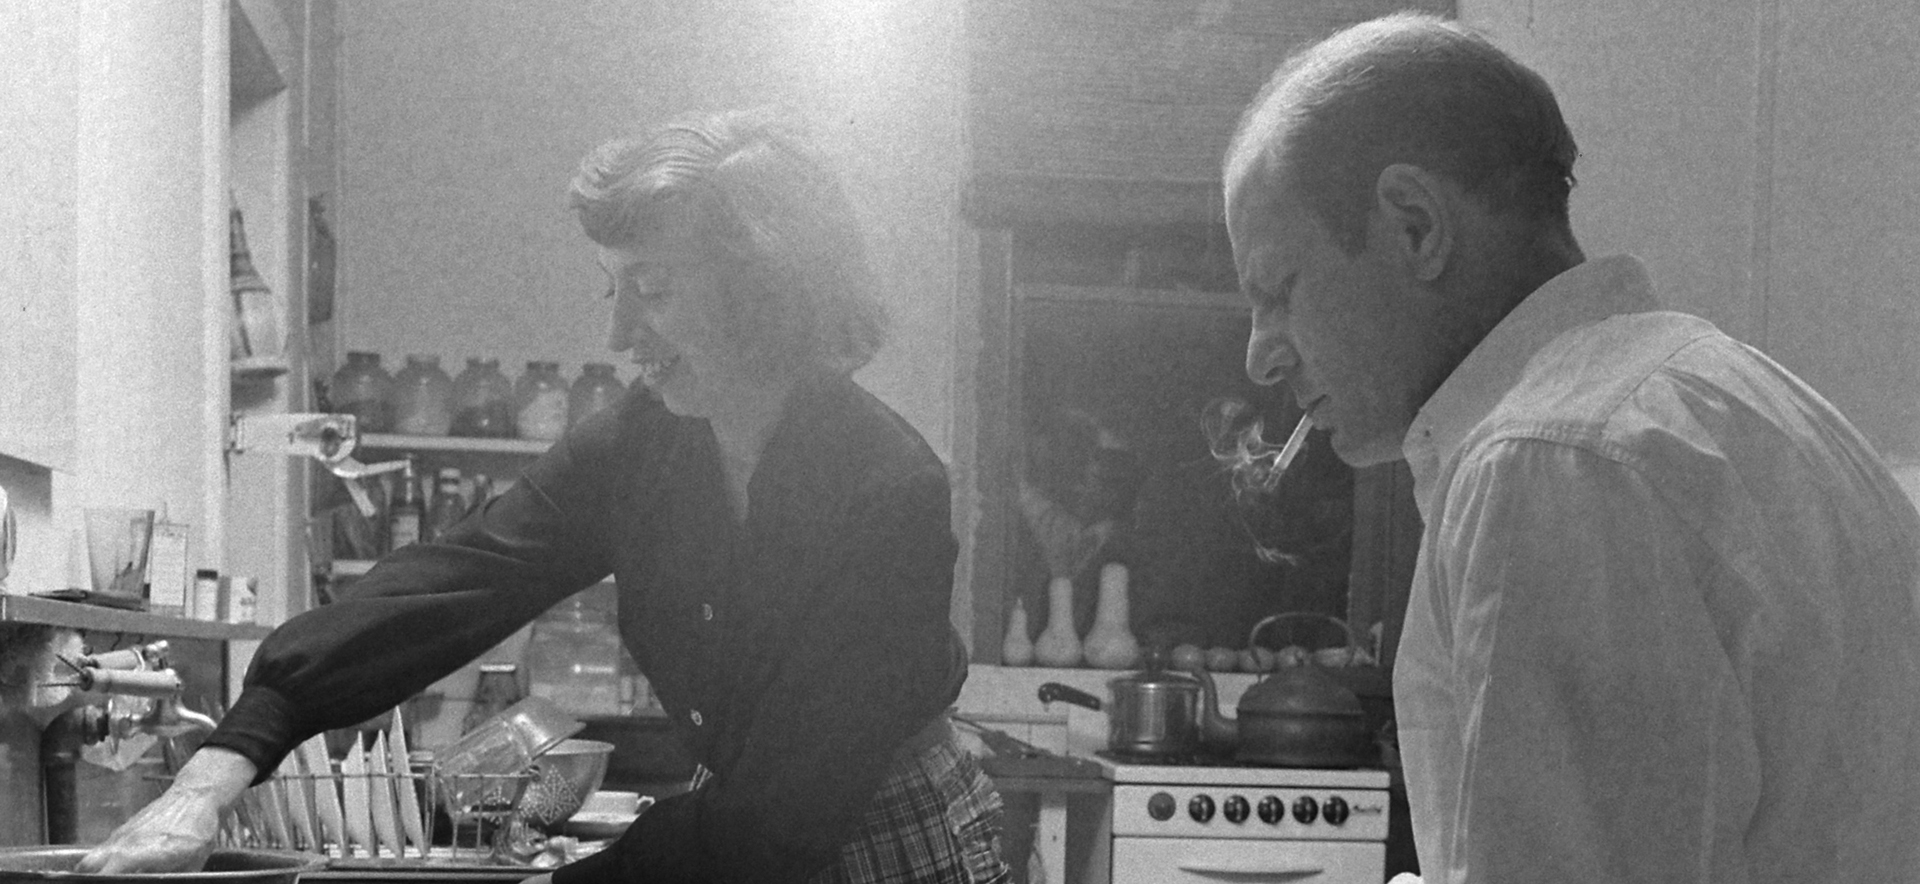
[1036,682,1103,711]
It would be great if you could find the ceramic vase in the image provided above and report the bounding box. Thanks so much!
[1082,562,1141,669]
[1032,576,1083,668]
[1001,597,1035,666]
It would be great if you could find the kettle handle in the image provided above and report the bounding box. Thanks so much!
[1248,612,1358,652]
[1036,682,1102,711]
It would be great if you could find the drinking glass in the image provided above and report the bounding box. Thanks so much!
[85,507,155,602]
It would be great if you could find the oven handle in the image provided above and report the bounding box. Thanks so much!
[1175,860,1324,880]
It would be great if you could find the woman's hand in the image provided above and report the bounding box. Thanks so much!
[77,747,258,874]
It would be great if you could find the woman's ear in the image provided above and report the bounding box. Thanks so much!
[1372,164,1453,282]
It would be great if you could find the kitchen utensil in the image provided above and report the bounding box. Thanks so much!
[1189,616,1376,767]
[578,790,640,817]
[84,507,154,602]
[952,713,1107,780]
[0,846,323,884]
[1040,647,1206,757]
[1192,662,1374,767]
[515,738,614,832]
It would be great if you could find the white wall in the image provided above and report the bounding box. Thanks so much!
[333,0,967,456]
[1461,0,1920,462]
[0,2,228,593]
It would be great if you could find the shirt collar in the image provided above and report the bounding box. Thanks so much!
[1403,254,1661,514]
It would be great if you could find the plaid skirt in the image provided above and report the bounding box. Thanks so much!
[692,719,1009,883]
[812,721,1010,884]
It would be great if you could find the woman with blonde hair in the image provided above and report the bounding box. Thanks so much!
[84,107,1009,884]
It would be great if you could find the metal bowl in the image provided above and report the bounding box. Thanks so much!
[0,847,325,884]
[515,738,614,831]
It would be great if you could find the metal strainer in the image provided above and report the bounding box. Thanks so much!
[515,739,613,831]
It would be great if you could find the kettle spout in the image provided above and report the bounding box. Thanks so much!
[1188,665,1237,750]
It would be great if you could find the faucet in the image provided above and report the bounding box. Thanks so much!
[40,641,218,843]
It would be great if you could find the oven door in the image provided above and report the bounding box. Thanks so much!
[1111,837,1384,884]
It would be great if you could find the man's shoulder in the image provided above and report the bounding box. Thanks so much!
[1474,310,1723,446]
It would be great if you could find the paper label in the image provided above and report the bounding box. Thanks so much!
[145,521,190,612]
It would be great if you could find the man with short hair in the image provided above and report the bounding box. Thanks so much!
[1224,12,1920,882]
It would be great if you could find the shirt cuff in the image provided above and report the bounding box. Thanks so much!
[198,686,304,786]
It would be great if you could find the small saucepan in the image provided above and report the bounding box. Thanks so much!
[1039,653,1205,757]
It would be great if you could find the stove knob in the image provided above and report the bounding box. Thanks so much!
[1292,795,1319,824]
[1222,794,1250,824]
[1188,794,1216,823]
[1257,795,1285,825]
[1147,792,1176,821]
[1324,795,1350,826]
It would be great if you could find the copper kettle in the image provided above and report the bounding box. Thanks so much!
[1188,613,1378,767]
[1190,662,1375,767]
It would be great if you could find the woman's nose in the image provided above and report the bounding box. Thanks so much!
[1245,322,1298,387]
[608,292,644,352]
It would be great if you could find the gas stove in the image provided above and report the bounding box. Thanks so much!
[1091,754,1391,884]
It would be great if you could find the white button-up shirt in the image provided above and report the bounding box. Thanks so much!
[1396,255,1920,883]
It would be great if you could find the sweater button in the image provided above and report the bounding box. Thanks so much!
[701,603,714,621]
[690,709,703,726]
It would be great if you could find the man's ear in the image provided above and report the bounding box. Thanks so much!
[1372,164,1452,282]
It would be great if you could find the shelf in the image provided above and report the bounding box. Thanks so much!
[359,434,553,456]
[230,355,292,382]
[1016,282,1244,312]
[0,594,273,640]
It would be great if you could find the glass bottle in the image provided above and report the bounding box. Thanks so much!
[463,662,525,735]
[568,363,626,428]
[523,592,624,717]
[330,351,394,433]
[450,357,514,438]
[387,457,424,551]
[391,354,454,436]
[228,205,283,362]
[426,467,467,543]
[513,361,569,441]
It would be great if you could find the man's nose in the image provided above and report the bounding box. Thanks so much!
[1245,323,1298,387]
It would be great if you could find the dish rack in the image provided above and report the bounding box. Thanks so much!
[217,763,533,865]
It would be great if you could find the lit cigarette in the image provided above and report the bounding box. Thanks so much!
[1275,415,1312,473]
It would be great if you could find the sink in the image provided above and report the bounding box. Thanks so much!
[0,847,324,884]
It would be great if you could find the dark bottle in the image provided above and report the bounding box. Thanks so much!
[425,467,467,543]
[387,457,424,551]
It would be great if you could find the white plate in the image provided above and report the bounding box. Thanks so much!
[561,811,639,840]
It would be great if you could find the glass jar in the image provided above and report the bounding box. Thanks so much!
[450,357,514,438]
[330,351,394,433]
[391,354,454,436]
[463,662,524,735]
[514,361,569,441]
[523,592,624,717]
[568,362,626,428]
